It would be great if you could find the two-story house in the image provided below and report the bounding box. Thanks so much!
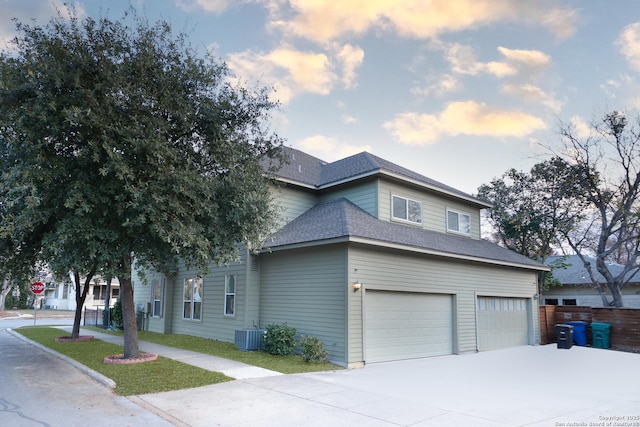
[133,147,547,367]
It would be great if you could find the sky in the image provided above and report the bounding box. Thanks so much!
[2,1,640,194]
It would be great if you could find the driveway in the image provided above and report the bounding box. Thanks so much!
[134,345,640,426]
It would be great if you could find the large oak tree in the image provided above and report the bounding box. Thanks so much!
[0,10,283,357]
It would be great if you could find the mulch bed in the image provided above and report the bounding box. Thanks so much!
[104,352,158,364]
[55,335,94,342]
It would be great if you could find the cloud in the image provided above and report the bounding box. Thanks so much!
[176,0,240,13]
[226,46,336,104]
[501,84,562,112]
[335,44,364,89]
[298,135,370,161]
[265,0,577,43]
[569,116,592,139]
[383,101,547,145]
[342,115,358,124]
[0,0,84,50]
[441,43,549,78]
[411,74,461,97]
[616,21,640,71]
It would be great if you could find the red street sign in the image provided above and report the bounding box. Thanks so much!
[31,281,45,294]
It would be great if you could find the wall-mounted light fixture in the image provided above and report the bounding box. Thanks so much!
[352,280,362,292]
[533,293,539,300]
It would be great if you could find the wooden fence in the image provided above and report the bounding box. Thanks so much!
[539,305,640,352]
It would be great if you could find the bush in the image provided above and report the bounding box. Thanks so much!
[300,335,329,363]
[264,323,297,356]
[110,299,123,330]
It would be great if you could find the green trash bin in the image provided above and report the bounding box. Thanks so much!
[591,322,611,349]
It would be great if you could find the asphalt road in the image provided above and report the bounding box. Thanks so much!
[0,321,174,427]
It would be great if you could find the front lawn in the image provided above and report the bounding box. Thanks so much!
[97,327,342,374]
[16,327,232,396]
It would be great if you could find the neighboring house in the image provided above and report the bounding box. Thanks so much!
[543,255,640,308]
[43,276,120,311]
[133,148,547,367]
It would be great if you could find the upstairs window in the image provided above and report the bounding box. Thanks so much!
[447,209,471,234]
[392,195,422,224]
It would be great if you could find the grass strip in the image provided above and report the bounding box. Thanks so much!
[87,327,342,374]
[16,327,232,396]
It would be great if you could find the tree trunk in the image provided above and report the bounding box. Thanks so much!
[608,283,624,307]
[0,278,11,312]
[119,255,139,359]
[71,271,91,339]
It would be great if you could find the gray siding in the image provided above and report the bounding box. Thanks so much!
[378,179,481,239]
[167,250,249,343]
[270,185,317,228]
[319,179,378,217]
[260,245,347,362]
[347,244,539,362]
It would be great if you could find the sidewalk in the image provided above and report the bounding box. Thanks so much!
[58,327,283,381]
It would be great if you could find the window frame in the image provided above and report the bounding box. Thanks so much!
[183,276,203,321]
[224,275,236,317]
[446,208,471,235]
[391,194,422,224]
[150,277,165,318]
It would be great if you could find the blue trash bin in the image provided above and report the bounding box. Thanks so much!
[566,321,588,346]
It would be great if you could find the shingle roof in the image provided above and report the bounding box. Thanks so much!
[545,255,640,285]
[271,147,489,206]
[264,198,545,270]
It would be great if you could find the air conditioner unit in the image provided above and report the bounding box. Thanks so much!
[235,329,265,351]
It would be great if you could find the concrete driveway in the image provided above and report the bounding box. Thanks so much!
[134,345,640,426]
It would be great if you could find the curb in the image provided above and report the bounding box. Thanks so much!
[7,328,116,389]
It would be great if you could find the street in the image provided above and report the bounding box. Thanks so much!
[0,318,174,427]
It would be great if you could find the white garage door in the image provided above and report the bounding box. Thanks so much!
[365,291,453,363]
[477,297,529,351]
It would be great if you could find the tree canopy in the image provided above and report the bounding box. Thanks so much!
[0,10,284,355]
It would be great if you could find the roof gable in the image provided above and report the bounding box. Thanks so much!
[271,147,490,207]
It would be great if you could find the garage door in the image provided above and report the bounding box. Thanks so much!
[477,297,529,351]
[365,291,453,363]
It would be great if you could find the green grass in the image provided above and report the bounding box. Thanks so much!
[16,327,232,396]
[88,327,342,374]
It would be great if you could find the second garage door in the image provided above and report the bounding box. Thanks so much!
[365,290,453,363]
[477,297,530,351]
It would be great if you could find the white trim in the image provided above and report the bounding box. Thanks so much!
[391,194,422,224]
[224,275,236,317]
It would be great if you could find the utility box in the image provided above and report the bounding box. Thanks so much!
[235,329,266,351]
[591,322,611,349]
[556,324,574,349]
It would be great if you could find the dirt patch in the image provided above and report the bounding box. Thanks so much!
[104,353,158,365]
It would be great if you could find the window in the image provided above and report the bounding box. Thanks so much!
[224,275,236,316]
[93,285,106,300]
[545,298,558,305]
[111,288,120,299]
[151,277,164,318]
[562,299,577,306]
[392,195,422,224]
[183,277,203,320]
[447,209,471,234]
[62,284,68,299]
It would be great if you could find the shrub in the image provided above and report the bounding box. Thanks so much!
[264,323,297,356]
[300,335,329,363]
[110,299,123,330]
